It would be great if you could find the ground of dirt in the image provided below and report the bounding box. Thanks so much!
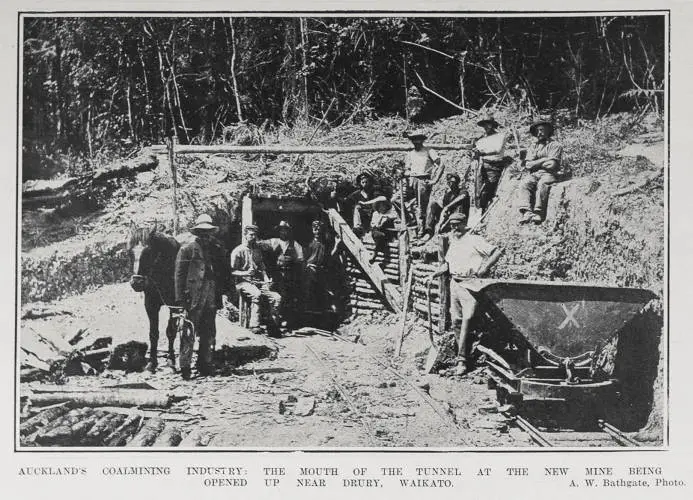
[19,109,666,447]
[21,283,536,448]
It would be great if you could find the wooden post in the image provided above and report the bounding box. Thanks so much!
[403,55,410,123]
[241,195,253,232]
[167,136,179,234]
[398,178,409,288]
[437,235,450,334]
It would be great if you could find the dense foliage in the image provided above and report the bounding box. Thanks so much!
[22,16,664,177]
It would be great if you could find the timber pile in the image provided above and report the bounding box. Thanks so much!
[344,238,400,314]
[19,404,206,448]
[20,325,157,382]
[409,262,444,327]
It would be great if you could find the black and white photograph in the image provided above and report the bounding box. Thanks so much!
[16,12,667,450]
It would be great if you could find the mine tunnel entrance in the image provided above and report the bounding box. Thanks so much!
[239,194,358,330]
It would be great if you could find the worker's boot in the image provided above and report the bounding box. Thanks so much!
[180,367,191,380]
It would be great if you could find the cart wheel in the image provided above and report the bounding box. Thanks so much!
[487,378,498,390]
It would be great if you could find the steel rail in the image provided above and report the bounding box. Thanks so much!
[598,419,642,447]
[316,330,464,438]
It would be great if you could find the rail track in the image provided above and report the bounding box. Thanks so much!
[505,412,642,448]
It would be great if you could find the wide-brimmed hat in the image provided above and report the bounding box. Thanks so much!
[446,172,461,183]
[275,220,292,231]
[190,214,218,234]
[477,112,500,129]
[529,115,555,137]
[406,129,428,141]
[448,212,467,224]
[244,224,258,233]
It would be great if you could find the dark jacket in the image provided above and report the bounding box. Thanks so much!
[174,238,224,310]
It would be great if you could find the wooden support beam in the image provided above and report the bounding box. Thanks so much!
[326,208,402,313]
[151,142,472,155]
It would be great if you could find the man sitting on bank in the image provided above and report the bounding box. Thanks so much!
[518,116,563,224]
[230,224,282,336]
[423,172,470,240]
[428,212,502,375]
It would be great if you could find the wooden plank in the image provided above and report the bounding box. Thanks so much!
[438,235,450,334]
[151,143,472,155]
[326,209,402,313]
[241,195,253,230]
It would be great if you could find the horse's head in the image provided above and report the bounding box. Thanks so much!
[125,222,156,292]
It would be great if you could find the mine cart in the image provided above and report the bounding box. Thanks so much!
[469,280,658,409]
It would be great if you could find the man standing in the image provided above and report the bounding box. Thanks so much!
[303,220,328,314]
[473,113,512,212]
[424,172,470,239]
[518,116,563,224]
[402,129,444,238]
[230,224,282,335]
[428,213,502,375]
[174,214,222,379]
[261,221,304,331]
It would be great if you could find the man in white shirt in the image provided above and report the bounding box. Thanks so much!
[230,225,282,335]
[473,113,512,212]
[402,129,444,237]
[428,212,502,374]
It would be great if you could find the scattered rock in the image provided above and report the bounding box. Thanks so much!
[478,404,499,414]
[294,397,316,417]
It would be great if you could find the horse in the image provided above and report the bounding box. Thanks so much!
[126,223,181,372]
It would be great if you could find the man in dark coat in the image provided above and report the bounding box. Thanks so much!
[174,214,223,379]
[259,221,304,333]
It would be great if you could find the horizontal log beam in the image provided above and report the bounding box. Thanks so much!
[150,143,472,155]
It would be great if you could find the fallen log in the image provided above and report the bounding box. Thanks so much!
[83,413,123,445]
[34,408,92,446]
[151,425,183,447]
[20,404,70,435]
[613,167,664,197]
[30,389,172,408]
[104,415,142,447]
[69,410,107,445]
[150,143,472,155]
[126,418,165,447]
[22,155,159,200]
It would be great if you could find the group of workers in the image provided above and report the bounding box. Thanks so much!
[173,214,335,379]
[172,113,564,379]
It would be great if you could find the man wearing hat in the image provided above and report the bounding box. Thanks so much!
[402,129,444,237]
[472,112,512,212]
[428,212,502,375]
[360,195,399,259]
[230,224,282,335]
[174,214,224,379]
[425,172,470,239]
[347,171,379,235]
[259,220,304,331]
[518,116,563,224]
[303,220,330,314]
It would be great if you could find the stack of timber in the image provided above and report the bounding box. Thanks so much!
[409,262,444,328]
[19,403,207,447]
[344,237,401,314]
[325,208,402,313]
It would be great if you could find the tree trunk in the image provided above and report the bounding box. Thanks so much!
[229,17,244,122]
